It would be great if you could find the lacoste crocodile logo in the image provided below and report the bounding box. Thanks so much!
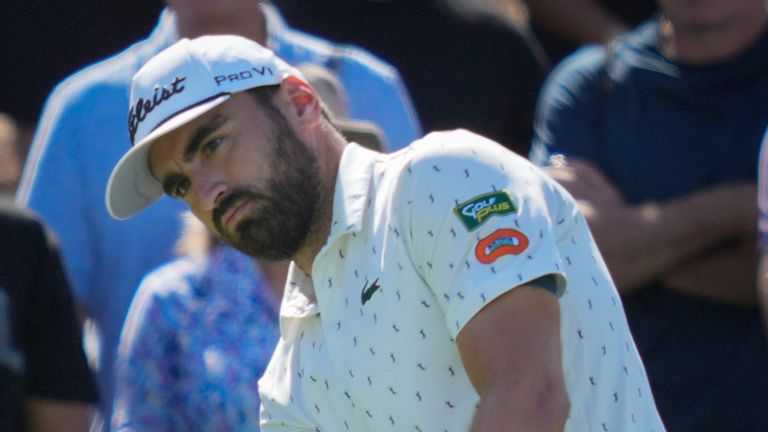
[361,277,381,305]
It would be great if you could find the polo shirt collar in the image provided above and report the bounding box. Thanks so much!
[280,261,319,319]
[328,143,379,242]
[279,143,378,319]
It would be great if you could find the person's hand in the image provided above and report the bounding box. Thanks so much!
[543,156,624,205]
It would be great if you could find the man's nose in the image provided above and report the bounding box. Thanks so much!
[192,167,227,212]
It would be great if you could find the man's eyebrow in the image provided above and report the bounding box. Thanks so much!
[183,114,228,162]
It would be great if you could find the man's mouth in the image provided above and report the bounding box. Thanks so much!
[222,198,250,230]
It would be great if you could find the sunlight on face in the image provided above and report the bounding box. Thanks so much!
[216,117,322,260]
[148,91,323,260]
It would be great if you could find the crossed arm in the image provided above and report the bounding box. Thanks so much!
[544,158,758,304]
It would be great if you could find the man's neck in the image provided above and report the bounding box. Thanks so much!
[292,131,348,277]
[173,3,268,46]
[660,9,767,65]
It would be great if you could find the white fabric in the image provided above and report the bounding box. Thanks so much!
[259,130,665,431]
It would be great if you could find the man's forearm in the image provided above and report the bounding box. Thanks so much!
[662,236,758,305]
[584,184,756,292]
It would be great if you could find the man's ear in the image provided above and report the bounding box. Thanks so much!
[279,75,321,125]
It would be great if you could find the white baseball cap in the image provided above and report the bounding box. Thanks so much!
[105,34,302,220]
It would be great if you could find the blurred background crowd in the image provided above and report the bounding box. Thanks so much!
[1,0,767,431]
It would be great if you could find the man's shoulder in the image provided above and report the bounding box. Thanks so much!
[393,130,535,183]
[0,200,52,267]
[408,129,517,159]
[545,20,660,92]
[139,255,206,297]
[44,14,171,111]
[49,43,154,107]
[0,199,45,239]
[126,254,209,319]
[545,45,609,92]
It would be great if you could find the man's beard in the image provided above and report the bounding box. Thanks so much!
[212,119,322,261]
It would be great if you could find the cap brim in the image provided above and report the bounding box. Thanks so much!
[106,94,231,219]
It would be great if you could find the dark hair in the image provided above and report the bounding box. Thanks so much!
[245,85,282,115]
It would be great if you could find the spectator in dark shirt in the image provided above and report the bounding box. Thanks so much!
[0,199,98,432]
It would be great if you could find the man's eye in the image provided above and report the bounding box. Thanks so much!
[173,179,190,199]
[202,137,223,157]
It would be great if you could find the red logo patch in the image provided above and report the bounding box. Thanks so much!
[475,229,529,264]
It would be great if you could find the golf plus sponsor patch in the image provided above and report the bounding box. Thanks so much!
[453,190,517,231]
[475,228,529,264]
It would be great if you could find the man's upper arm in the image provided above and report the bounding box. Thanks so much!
[456,282,568,430]
[457,282,563,394]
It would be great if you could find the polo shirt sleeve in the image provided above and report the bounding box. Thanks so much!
[529,45,607,166]
[400,132,567,339]
[259,397,318,431]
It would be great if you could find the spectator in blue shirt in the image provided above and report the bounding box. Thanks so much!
[531,0,768,429]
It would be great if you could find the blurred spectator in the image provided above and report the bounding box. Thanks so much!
[531,0,768,429]
[0,114,22,196]
[759,127,768,333]
[0,199,99,432]
[274,0,547,155]
[15,1,420,428]
[111,215,283,431]
[523,0,657,64]
[111,63,383,431]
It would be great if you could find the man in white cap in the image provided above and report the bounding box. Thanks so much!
[17,3,420,427]
[107,34,665,431]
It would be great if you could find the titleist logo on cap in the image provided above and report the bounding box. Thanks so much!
[128,76,187,145]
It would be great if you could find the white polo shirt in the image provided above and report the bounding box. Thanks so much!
[259,130,665,431]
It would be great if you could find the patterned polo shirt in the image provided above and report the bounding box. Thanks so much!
[259,130,665,431]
